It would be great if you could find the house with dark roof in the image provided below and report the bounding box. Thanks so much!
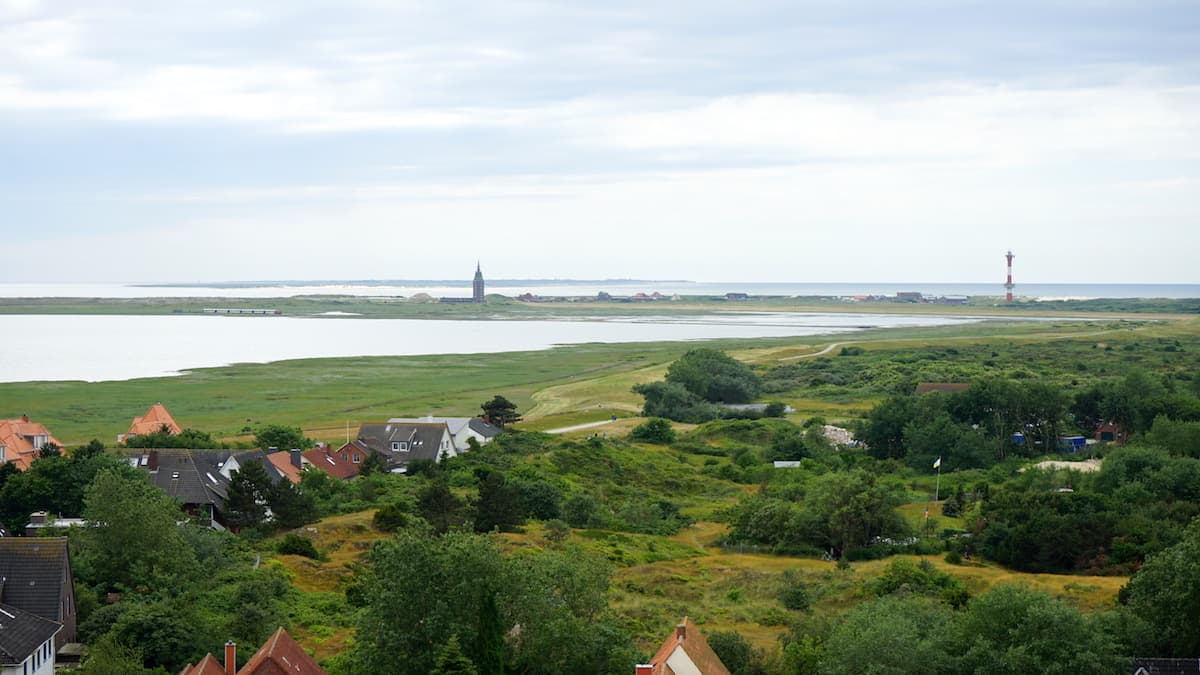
[130,449,291,528]
[0,602,61,675]
[637,617,732,675]
[386,416,502,451]
[179,627,326,675]
[0,415,64,472]
[302,446,359,480]
[119,403,183,444]
[1131,658,1200,675]
[0,538,76,651]
[355,421,456,472]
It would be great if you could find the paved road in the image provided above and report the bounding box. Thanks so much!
[545,419,619,434]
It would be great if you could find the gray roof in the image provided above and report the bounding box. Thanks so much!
[1132,659,1200,675]
[0,538,70,625]
[468,417,503,439]
[357,422,450,466]
[0,602,61,666]
[135,449,233,506]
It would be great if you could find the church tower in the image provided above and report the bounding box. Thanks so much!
[472,262,485,303]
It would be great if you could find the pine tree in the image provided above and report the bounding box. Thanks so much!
[225,460,271,529]
[432,635,479,675]
[474,590,505,675]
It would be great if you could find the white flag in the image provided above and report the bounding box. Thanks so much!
[933,457,942,469]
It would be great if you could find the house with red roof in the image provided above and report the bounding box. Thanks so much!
[302,445,359,480]
[119,403,182,444]
[637,617,732,675]
[0,415,64,472]
[178,627,325,675]
[264,450,309,485]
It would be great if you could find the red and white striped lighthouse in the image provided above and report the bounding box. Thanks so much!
[1004,250,1015,302]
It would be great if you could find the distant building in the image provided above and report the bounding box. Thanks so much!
[473,261,485,303]
[0,415,64,472]
[119,402,182,444]
[355,421,457,472]
[725,293,749,301]
[896,292,923,302]
[388,416,501,450]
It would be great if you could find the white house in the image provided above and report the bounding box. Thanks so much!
[0,603,61,675]
[387,416,502,452]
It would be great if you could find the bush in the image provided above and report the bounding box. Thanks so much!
[779,575,811,612]
[373,503,409,532]
[629,418,677,444]
[277,534,320,559]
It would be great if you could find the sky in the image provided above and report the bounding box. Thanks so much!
[1,0,1197,284]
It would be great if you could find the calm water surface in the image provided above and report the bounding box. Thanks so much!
[1,312,979,383]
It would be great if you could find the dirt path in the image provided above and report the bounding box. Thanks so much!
[545,419,619,434]
[780,342,843,361]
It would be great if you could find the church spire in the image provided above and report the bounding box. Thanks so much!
[472,261,485,303]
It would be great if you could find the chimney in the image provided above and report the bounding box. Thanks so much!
[21,413,29,423]
[636,666,654,675]
[29,511,47,525]
[224,641,236,675]
[148,450,159,471]
[290,449,303,469]
[676,619,687,640]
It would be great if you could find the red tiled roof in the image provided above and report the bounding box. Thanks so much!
[264,451,305,485]
[178,653,226,675]
[239,627,325,674]
[127,403,182,439]
[0,417,64,472]
[302,446,359,480]
[644,617,732,675]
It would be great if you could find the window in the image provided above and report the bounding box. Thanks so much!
[353,454,361,463]
[398,442,408,451]
[391,442,400,451]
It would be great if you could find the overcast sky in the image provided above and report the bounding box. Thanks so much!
[1,0,1197,284]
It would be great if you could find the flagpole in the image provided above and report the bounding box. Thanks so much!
[935,459,942,502]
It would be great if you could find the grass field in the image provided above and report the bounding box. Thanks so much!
[4,312,1195,445]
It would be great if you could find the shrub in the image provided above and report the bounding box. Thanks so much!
[629,418,677,444]
[277,534,320,559]
[373,503,409,532]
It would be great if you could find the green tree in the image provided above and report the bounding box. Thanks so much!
[418,478,467,534]
[1123,518,1200,656]
[706,631,753,675]
[359,451,389,475]
[77,469,199,592]
[820,595,955,675]
[628,418,677,444]
[632,381,722,423]
[254,424,310,450]
[953,585,1120,674]
[224,460,272,530]
[433,635,479,675]
[664,348,761,403]
[472,471,524,533]
[474,591,504,675]
[373,502,409,532]
[75,634,161,675]
[124,428,221,449]
[267,478,317,529]
[480,395,522,429]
